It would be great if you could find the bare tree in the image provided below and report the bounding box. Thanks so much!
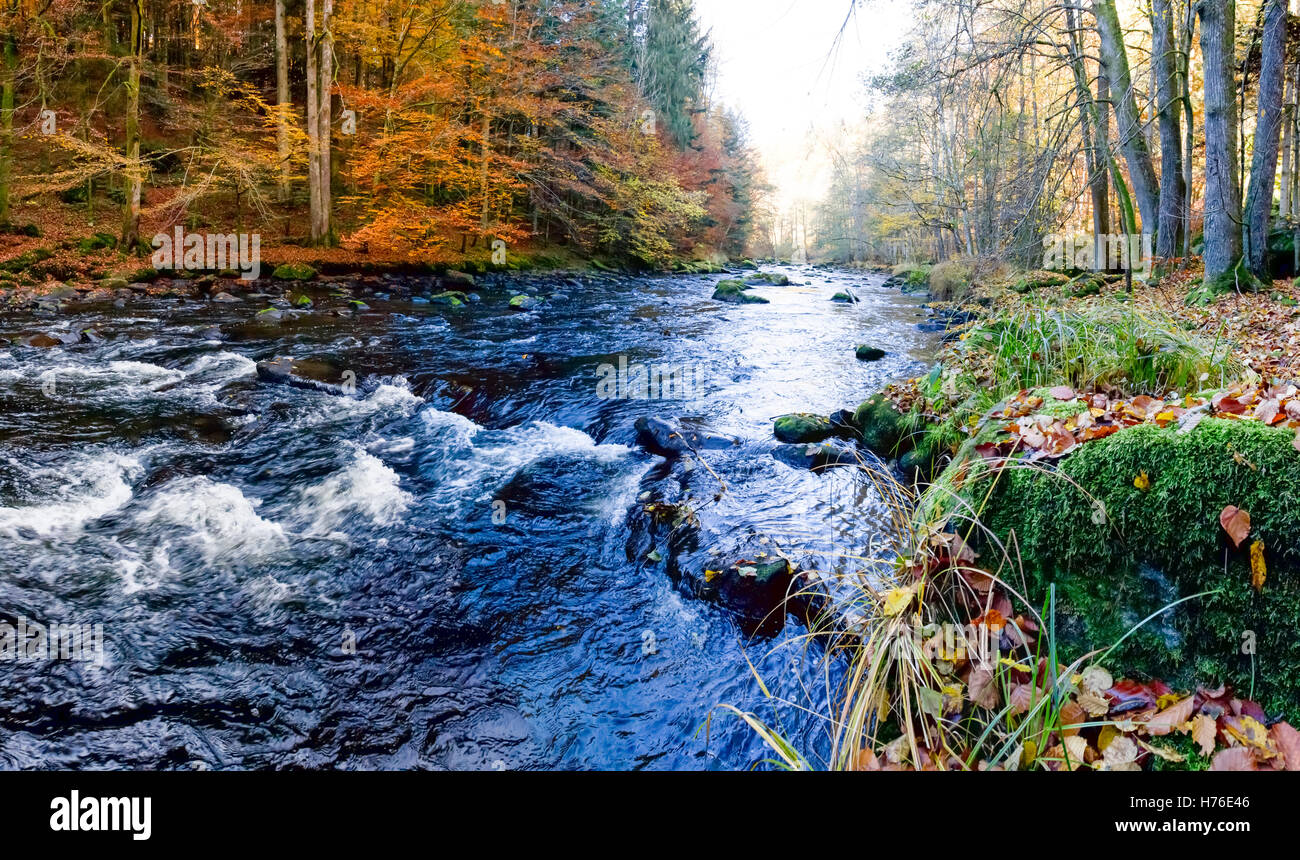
[1199,0,1241,284]
[1244,0,1287,278]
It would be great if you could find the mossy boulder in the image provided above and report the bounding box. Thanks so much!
[1067,274,1103,297]
[743,272,790,286]
[1010,270,1071,294]
[855,344,886,362]
[830,291,859,304]
[271,263,318,281]
[974,419,1300,715]
[430,290,467,307]
[712,279,769,304]
[773,413,835,444]
[851,394,908,455]
[509,294,543,310]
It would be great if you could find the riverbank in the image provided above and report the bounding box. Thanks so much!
[760,258,1300,771]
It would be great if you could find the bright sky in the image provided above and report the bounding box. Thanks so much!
[693,0,914,210]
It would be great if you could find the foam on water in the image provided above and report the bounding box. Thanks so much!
[297,446,413,533]
[0,452,143,538]
[134,477,288,566]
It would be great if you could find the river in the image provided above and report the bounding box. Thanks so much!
[0,265,939,770]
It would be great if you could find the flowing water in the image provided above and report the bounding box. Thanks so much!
[0,266,939,770]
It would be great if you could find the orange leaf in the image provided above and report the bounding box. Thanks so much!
[1269,722,1300,771]
[1210,746,1260,771]
[1144,695,1194,737]
[1220,505,1251,549]
[1191,713,1217,757]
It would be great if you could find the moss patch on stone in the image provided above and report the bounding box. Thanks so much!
[971,418,1300,714]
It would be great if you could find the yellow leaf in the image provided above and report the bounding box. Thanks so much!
[881,586,915,617]
[704,569,720,582]
[1134,470,1150,491]
[1250,540,1266,592]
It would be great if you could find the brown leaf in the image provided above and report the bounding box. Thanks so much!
[1144,695,1195,737]
[1220,505,1251,549]
[1209,746,1260,771]
[1191,714,1217,757]
[1049,385,1076,401]
[1269,722,1300,771]
[969,665,1000,709]
[1060,700,1088,737]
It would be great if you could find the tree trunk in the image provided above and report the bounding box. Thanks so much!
[1092,0,1161,238]
[306,0,322,243]
[275,0,291,201]
[319,0,333,243]
[121,0,144,249]
[1151,0,1186,257]
[0,20,15,225]
[1200,0,1242,283]
[1245,0,1288,277]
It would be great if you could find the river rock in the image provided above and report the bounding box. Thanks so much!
[212,292,241,303]
[773,413,835,443]
[701,557,793,620]
[855,344,886,361]
[509,295,543,311]
[443,270,477,289]
[272,263,318,281]
[712,279,769,304]
[24,333,62,348]
[255,357,356,395]
[851,393,908,455]
[634,416,738,456]
[830,291,859,303]
[430,291,468,307]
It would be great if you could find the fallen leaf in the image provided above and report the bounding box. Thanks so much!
[1191,714,1217,757]
[1210,746,1260,771]
[1220,505,1251,549]
[968,665,1000,709]
[1049,385,1076,401]
[881,586,915,617]
[1060,700,1087,737]
[1269,722,1300,771]
[1144,695,1195,737]
[1134,470,1150,491]
[1080,665,1113,694]
[1250,540,1266,591]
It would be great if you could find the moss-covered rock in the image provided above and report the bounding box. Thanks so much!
[743,272,790,286]
[509,294,543,310]
[1009,270,1070,294]
[430,290,467,307]
[272,262,318,281]
[851,394,908,455]
[712,279,769,304]
[974,419,1300,715]
[773,413,835,444]
[830,291,858,304]
[855,344,886,362]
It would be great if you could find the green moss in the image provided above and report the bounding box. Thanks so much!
[712,279,769,304]
[272,263,318,281]
[773,413,834,444]
[743,272,790,286]
[852,394,909,455]
[972,419,1300,715]
[855,344,886,361]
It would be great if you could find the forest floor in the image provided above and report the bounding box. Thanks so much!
[833,260,1300,772]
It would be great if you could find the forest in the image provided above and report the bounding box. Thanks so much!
[2,0,1300,785]
[0,0,763,271]
[815,0,1298,294]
